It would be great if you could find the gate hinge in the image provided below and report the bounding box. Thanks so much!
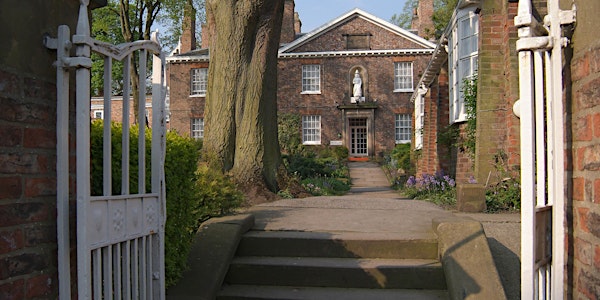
[516,36,553,52]
[559,9,576,25]
[43,35,58,50]
[61,57,93,69]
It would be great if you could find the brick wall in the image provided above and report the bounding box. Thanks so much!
[567,0,600,297]
[277,53,430,155]
[168,62,209,138]
[475,0,520,184]
[294,17,430,52]
[415,65,452,177]
[0,1,80,298]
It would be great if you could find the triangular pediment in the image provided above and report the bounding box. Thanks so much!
[279,8,435,55]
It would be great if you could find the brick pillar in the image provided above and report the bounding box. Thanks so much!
[181,2,196,53]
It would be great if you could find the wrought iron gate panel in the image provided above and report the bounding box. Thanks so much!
[514,0,575,298]
[45,1,167,299]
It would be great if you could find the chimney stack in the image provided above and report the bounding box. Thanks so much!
[294,12,302,35]
[411,0,434,40]
[180,2,196,53]
[280,0,296,44]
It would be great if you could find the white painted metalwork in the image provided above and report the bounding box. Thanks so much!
[515,0,575,298]
[45,0,167,299]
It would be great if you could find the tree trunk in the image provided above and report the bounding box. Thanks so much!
[203,0,284,192]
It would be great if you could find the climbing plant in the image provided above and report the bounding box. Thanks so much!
[462,75,477,159]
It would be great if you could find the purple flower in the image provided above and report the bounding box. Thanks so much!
[468,176,477,184]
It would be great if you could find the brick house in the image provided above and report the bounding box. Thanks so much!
[167,1,436,157]
[412,0,600,297]
[90,96,155,126]
[411,0,521,185]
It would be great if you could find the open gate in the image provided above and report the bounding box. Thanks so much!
[514,0,575,298]
[45,1,167,299]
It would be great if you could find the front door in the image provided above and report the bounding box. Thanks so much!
[349,118,368,156]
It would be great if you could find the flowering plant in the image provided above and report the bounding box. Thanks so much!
[403,171,456,207]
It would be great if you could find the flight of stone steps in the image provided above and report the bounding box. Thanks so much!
[217,230,449,299]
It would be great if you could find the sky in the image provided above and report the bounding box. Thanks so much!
[294,0,409,33]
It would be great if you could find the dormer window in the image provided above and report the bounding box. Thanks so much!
[345,34,371,50]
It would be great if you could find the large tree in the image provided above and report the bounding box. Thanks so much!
[203,0,284,195]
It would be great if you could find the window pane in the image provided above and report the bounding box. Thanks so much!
[191,68,208,95]
[395,114,411,143]
[302,65,320,92]
[191,118,204,139]
[394,62,413,91]
[302,115,321,144]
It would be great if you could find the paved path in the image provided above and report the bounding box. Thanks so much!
[247,161,521,299]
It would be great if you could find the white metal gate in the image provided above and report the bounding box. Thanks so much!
[45,1,167,299]
[514,0,575,298]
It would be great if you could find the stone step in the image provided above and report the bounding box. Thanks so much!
[237,230,438,260]
[225,256,447,290]
[217,285,449,300]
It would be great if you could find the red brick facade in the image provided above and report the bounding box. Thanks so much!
[567,0,600,297]
[168,7,435,157]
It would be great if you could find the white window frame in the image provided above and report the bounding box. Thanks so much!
[191,118,204,139]
[395,114,412,144]
[302,115,321,145]
[301,65,321,94]
[414,86,427,150]
[448,7,479,124]
[191,68,208,96]
[394,62,414,92]
[94,110,104,120]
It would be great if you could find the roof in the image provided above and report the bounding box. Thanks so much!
[166,48,209,63]
[167,8,437,63]
[279,8,436,55]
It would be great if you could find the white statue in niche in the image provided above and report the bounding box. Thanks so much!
[352,70,362,97]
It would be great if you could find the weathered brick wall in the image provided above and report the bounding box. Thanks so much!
[476,0,508,183]
[567,0,600,297]
[0,0,80,298]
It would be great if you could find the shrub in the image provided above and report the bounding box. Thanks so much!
[390,143,413,174]
[282,146,351,196]
[195,164,244,222]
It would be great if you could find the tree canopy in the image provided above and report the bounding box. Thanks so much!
[91,0,205,98]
